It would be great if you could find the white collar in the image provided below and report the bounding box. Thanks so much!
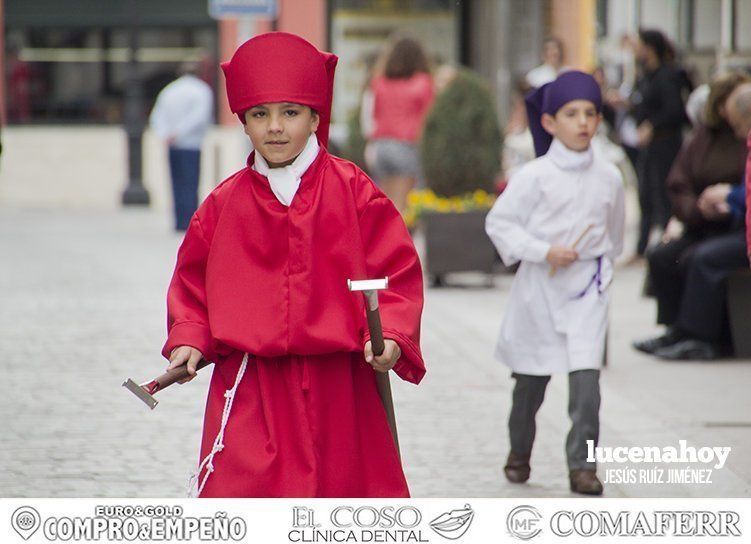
[253,134,320,206]
[546,138,594,171]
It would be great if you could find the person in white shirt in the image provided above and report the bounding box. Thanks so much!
[149,62,213,231]
[525,36,566,89]
[485,71,625,496]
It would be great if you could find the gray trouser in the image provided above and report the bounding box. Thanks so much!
[509,369,600,470]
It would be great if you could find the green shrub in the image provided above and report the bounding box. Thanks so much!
[420,69,502,198]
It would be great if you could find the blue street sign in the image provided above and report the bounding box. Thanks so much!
[208,0,277,19]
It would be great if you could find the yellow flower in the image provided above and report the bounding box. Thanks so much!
[403,188,496,224]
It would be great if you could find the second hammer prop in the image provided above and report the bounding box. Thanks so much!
[348,277,401,458]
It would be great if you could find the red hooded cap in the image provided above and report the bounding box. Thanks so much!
[221,32,338,148]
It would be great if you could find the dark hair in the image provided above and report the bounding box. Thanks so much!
[378,35,431,80]
[638,28,671,63]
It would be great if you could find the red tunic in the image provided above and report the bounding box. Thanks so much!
[162,148,425,497]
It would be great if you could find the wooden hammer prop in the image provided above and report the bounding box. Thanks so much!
[122,359,211,409]
[347,277,401,457]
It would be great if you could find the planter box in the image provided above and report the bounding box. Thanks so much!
[421,209,498,282]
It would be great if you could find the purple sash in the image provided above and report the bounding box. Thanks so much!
[572,256,604,299]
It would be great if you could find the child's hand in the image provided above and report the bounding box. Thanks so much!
[546,246,578,268]
[167,345,203,384]
[364,339,401,373]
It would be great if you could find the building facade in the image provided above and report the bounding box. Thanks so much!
[5,1,751,128]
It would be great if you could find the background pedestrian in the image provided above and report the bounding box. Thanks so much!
[363,35,434,215]
[149,61,213,231]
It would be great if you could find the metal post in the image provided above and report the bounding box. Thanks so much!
[121,0,150,206]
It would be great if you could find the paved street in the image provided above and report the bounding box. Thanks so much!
[1,204,749,498]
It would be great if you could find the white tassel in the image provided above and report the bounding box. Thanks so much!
[187,353,248,498]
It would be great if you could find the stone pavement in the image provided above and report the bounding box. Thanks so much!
[0,205,749,498]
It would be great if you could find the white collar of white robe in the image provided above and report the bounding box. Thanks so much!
[253,134,320,206]
[546,138,594,172]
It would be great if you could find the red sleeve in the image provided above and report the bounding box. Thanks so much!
[746,134,751,262]
[358,192,426,385]
[161,213,215,361]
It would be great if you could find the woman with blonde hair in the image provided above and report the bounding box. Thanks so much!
[364,35,435,214]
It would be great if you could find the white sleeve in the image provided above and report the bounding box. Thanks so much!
[485,170,551,266]
[607,177,626,260]
[148,92,170,140]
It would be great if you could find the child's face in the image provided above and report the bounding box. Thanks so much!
[243,103,319,167]
[541,99,601,152]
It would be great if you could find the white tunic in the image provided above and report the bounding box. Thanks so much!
[485,139,625,375]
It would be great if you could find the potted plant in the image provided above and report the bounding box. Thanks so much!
[412,69,503,285]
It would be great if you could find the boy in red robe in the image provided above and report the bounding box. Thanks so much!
[161,32,426,498]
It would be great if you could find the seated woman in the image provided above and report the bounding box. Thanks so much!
[633,71,750,359]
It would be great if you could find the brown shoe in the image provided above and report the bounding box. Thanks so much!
[569,469,603,496]
[504,452,531,483]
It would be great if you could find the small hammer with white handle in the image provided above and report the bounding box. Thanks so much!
[348,277,400,457]
[348,277,389,355]
[122,359,211,409]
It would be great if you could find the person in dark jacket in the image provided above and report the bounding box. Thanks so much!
[633,72,750,359]
[631,29,689,256]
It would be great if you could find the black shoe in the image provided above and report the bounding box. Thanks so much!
[632,328,684,354]
[569,470,604,496]
[654,338,722,360]
[504,452,531,483]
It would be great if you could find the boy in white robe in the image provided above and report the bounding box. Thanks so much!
[485,71,625,495]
